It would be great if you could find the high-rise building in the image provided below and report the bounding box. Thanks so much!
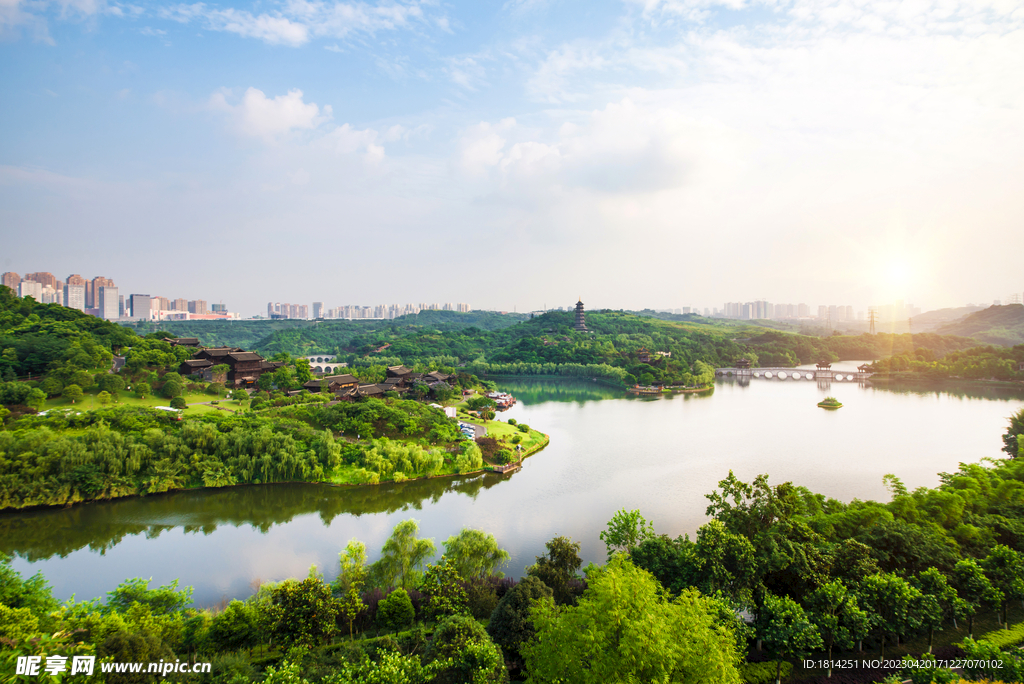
[98,286,119,320]
[188,300,207,314]
[153,296,170,311]
[18,281,43,299]
[64,283,85,311]
[87,277,115,309]
[172,298,188,311]
[129,294,151,320]
[119,295,125,318]
[2,272,20,291]
[313,302,323,319]
[211,303,227,312]
[24,272,58,290]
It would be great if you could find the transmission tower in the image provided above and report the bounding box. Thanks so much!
[868,307,879,335]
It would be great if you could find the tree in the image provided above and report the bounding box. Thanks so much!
[600,508,655,560]
[273,366,296,391]
[371,519,436,590]
[70,370,95,390]
[96,390,112,407]
[858,573,924,657]
[170,397,186,409]
[134,382,151,399]
[443,528,510,579]
[209,600,257,653]
[421,556,469,621]
[527,536,583,605]
[106,577,193,614]
[231,390,248,403]
[487,575,553,662]
[377,588,415,632]
[913,567,967,652]
[268,570,339,649]
[62,384,83,404]
[757,592,823,684]
[429,613,508,684]
[952,558,1003,638]
[25,387,46,410]
[39,377,62,397]
[982,545,1024,629]
[523,555,742,684]
[161,375,183,399]
[97,374,125,396]
[807,580,868,676]
[335,540,367,640]
[295,359,313,384]
[1003,408,1024,456]
[257,374,274,392]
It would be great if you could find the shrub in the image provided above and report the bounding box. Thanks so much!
[517,424,529,433]
[739,661,793,684]
[377,588,415,633]
[495,449,513,465]
[169,397,186,409]
[976,622,1024,649]
[506,418,516,425]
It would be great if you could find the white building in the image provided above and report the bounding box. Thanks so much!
[98,286,119,320]
[18,281,42,299]
[64,284,85,311]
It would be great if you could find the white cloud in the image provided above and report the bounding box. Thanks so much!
[157,0,440,46]
[210,87,331,138]
[162,4,309,45]
[457,118,516,174]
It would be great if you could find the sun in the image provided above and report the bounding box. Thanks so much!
[885,260,912,291]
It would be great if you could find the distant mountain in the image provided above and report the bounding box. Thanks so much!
[935,304,1024,346]
[911,305,984,331]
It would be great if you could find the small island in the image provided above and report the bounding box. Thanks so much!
[817,396,843,409]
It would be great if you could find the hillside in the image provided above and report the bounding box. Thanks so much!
[910,305,984,331]
[143,310,530,356]
[936,304,1024,346]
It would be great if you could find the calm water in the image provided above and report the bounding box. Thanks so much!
[4,367,1023,606]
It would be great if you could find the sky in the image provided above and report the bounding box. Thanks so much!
[1,0,1022,317]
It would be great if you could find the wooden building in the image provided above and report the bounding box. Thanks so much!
[225,351,264,385]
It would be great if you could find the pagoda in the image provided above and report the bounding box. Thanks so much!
[574,299,588,332]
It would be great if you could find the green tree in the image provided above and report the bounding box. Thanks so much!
[134,382,151,399]
[1003,408,1024,457]
[25,387,46,410]
[209,600,257,653]
[295,359,313,384]
[600,509,655,560]
[443,528,511,579]
[952,558,1003,638]
[161,375,183,399]
[96,390,112,407]
[527,536,583,605]
[377,588,416,632]
[429,613,508,684]
[421,556,469,621]
[273,366,296,391]
[106,577,193,614]
[231,389,248,403]
[70,369,95,390]
[170,397,186,409]
[913,567,968,651]
[858,572,924,657]
[62,384,83,403]
[807,580,868,676]
[335,540,367,640]
[486,575,553,663]
[371,519,436,590]
[757,592,823,684]
[269,570,339,649]
[523,555,741,684]
[39,377,63,397]
[97,374,125,396]
[982,544,1024,629]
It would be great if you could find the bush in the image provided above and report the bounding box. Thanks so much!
[377,588,415,633]
[495,449,513,465]
[517,424,529,433]
[976,622,1024,649]
[511,435,522,445]
[738,661,793,684]
[169,397,186,409]
[506,418,516,426]
[465,578,499,620]
[961,638,1024,682]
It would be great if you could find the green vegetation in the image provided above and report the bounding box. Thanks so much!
[7,409,1024,684]
[817,396,843,409]
[936,304,1024,346]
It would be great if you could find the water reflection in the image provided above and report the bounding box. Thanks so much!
[0,475,509,562]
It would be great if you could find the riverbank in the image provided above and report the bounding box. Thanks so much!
[868,374,1024,390]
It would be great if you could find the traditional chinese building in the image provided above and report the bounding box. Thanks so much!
[574,299,588,332]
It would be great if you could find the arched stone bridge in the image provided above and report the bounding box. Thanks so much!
[715,367,873,381]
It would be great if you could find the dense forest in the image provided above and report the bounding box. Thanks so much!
[3,412,1024,683]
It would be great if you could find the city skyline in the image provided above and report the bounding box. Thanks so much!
[2,1,1021,315]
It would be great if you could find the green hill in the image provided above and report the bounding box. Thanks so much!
[936,304,1024,346]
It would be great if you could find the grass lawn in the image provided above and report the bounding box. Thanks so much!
[42,389,242,412]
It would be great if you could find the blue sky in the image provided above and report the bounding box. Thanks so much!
[2,0,1022,316]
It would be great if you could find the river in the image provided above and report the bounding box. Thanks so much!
[3,364,1023,607]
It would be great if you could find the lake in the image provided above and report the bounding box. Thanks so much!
[3,365,1023,607]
